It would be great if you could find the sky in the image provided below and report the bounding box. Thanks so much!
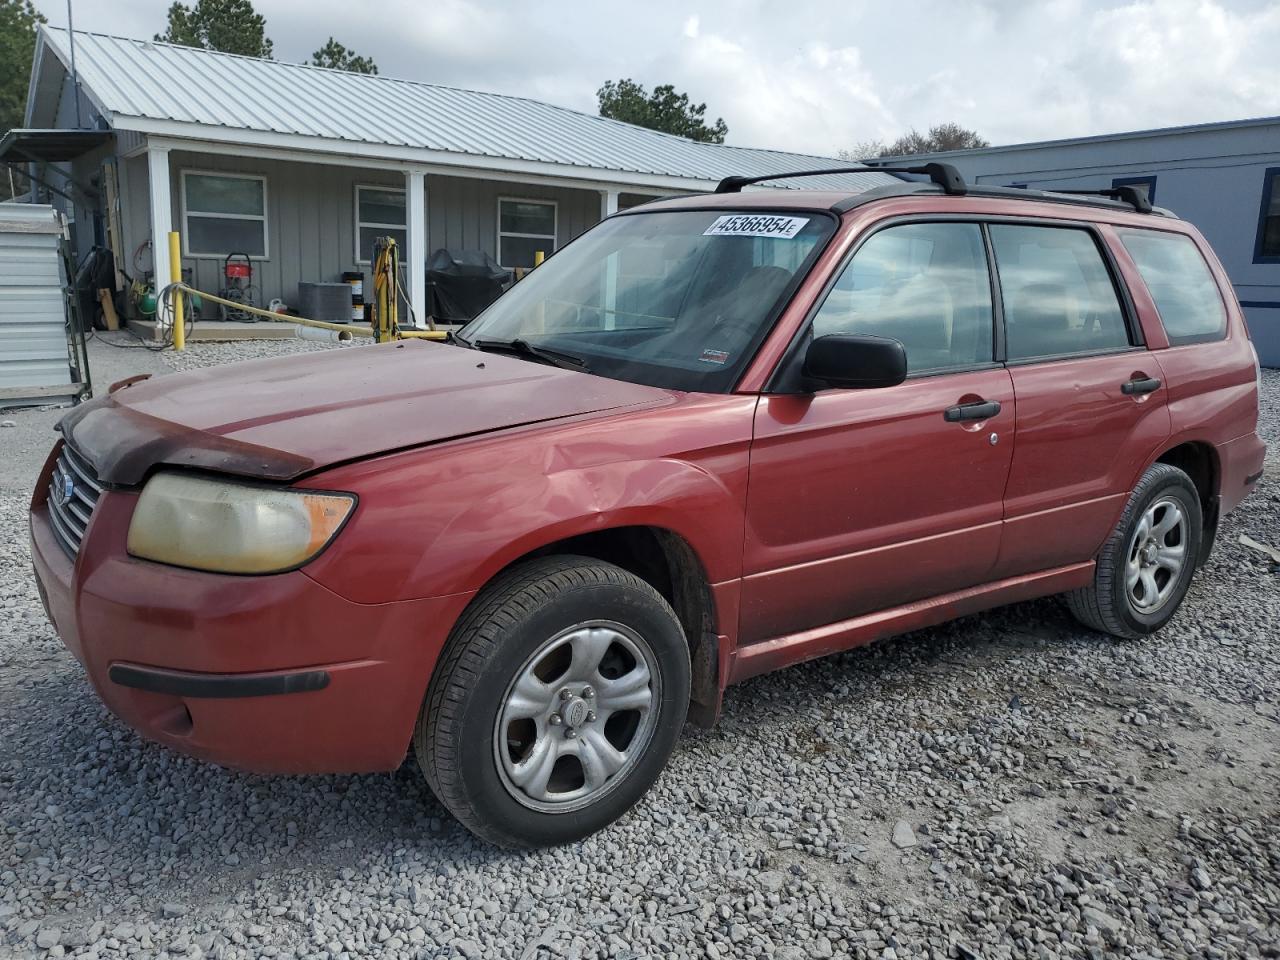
[35,0,1280,157]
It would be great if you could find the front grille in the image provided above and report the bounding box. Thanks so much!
[47,443,104,558]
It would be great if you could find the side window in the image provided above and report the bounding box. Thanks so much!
[1117,229,1227,345]
[811,222,994,374]
[989,225,1131,361]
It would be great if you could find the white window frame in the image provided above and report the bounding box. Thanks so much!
[179,169,269,260]
[354,183,408,265]
[497,196,558,268]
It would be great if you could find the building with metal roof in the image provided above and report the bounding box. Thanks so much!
[877,116,1280,365]
[7,26,893,332]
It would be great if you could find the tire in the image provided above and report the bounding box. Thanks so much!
[415,555,691,848]
[1066,463,1203,640]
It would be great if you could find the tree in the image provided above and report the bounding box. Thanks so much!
[157,0,273,58]
[310,37,377,74]
[837,139,891,162]
[839,122,989,160]
[597,79,728,144]
[0,0,45,200]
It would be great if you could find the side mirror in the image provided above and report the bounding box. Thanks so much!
[803,334,908,389]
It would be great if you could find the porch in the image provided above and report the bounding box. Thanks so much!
[127,137,667,335]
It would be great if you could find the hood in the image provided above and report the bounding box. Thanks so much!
[60,340,676,486]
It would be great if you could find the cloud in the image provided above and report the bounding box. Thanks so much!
[1058,0,1280,132]
[670,30,897,154]
[33,0,1280,157]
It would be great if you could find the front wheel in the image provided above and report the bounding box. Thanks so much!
[1066,462,1202,639]
[415,556,690,848]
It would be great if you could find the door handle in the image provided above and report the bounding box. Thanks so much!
[1121,376,1161,396]
[943,399,1001,422]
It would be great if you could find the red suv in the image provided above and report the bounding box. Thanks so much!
[30,166,1266,847]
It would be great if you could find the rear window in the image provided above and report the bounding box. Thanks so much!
[1117,230,1227,345]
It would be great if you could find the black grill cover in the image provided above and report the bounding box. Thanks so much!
[426,248,511,323]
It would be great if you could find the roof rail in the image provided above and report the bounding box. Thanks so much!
[713,162,968,196]
[1053,185,1153,214]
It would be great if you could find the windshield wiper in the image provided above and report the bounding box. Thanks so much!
[446,329,474,348]
[472,338,589,371]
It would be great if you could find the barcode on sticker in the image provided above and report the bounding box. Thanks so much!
[703,215,809,239]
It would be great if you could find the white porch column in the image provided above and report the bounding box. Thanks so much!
[147,145,172,336]
[600,188,620,220]
[600,189,621,328]
[405,168,426,329]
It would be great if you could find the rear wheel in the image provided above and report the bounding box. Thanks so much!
[415,556,690,847]
[1066,463,1202,639]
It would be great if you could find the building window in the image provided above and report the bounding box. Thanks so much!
[181,171,267,258]
[1255,167,1280,263]
[1112,175,1156,203]
[355,185,407,263]
[498,198,557,269]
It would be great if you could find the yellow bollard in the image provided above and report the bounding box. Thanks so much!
[533,250,544,267]
[168,231,185,351]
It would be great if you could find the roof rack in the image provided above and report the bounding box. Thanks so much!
[1052,185,1153,214]
[714,162,968,196]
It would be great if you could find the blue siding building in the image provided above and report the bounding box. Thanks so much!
[888,117,1280,365]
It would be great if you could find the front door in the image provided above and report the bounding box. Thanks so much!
[740,221,1015,647]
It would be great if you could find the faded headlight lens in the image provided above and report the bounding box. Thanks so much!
[126,473,355,574]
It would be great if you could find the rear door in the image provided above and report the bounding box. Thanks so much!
[740,220,1015,646]
[988,221,1172,578]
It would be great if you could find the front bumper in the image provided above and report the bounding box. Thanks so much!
[29,449,472,774]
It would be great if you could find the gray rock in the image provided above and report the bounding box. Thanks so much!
[36,927,62,949]
[757,871,785,893]
[891,819,917,848]
[1081,907,1121,936]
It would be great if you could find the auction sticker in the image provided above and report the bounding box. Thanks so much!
[703,214,810,239]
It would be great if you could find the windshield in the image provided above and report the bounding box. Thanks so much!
[458,209,835,391]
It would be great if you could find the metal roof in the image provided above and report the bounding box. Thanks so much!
[877,113,1280,163]
[34,27,896,193]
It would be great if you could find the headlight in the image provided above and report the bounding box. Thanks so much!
[127,473,355,574]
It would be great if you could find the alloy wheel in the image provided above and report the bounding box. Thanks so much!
[493,621,660,813]
[1125,496,1188,614]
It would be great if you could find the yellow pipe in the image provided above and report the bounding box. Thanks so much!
[168,232,185,351]
[170,283,448,340]
[399,329,448,339]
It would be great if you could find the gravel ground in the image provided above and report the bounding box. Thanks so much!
[2,343,1278,960]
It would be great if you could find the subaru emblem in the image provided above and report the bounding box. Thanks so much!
[62,474,75,503]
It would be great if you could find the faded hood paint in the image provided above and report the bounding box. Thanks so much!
[59,340,677,486]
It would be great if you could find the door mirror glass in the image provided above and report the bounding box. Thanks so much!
[803,334,907,389]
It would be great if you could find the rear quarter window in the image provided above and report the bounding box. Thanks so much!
[1117,229,1228,345]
